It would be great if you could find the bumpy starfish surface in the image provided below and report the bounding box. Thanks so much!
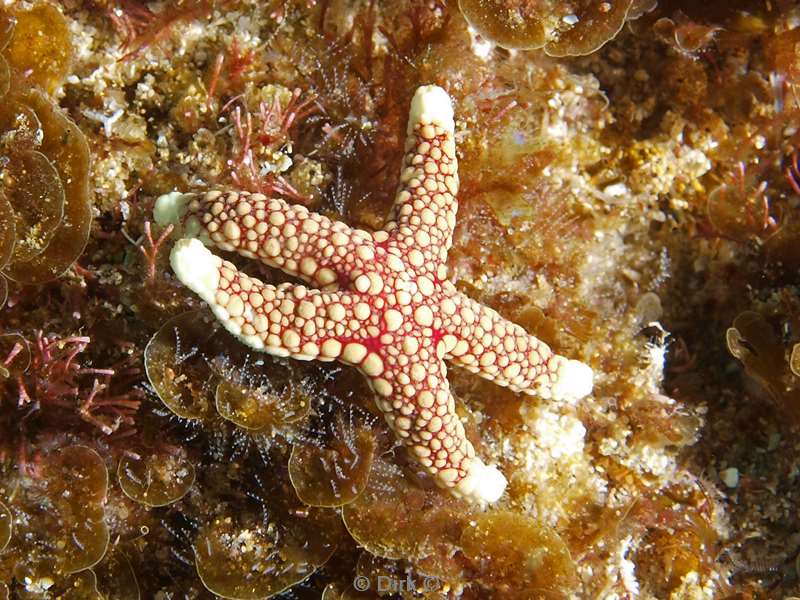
[154,85,593,505]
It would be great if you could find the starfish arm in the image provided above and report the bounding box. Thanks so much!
[154,190,376,289]
[365,350,507,505]
[442,294,593,402]
[168,237,372,363]
[385,86,459,277]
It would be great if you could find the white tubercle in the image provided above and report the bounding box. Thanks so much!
[453,457,508,506]
[551,359,594,404]
[408,85,454,132]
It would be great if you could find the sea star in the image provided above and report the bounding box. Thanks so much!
[154,85,593,505]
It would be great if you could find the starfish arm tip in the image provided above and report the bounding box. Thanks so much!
[170,237,220,305]
[551,359,593,403]
[453,458,508,506]
[171,238,270,352]
[155,191,206,239]
[154,191,192,227]
[410,85,454,131]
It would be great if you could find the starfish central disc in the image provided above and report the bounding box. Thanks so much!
[154,85,593,505]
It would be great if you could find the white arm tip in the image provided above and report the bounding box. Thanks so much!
[155,192,206,239]
[551,359,593,403]
[453,458,508,506]
[154,192,192,227]
[409,85,454,132]
[170,238,220,305]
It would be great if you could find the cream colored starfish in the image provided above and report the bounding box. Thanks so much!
[154,85,593,505]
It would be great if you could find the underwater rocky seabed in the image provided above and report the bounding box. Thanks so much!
[0,0,799,598]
